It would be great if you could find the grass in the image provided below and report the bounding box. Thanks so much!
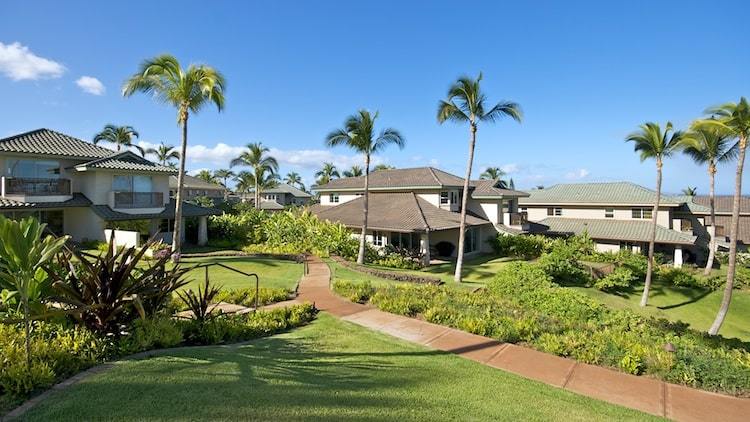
[17,314,658,421]
[573,280,750,341]
[179,256,302,291]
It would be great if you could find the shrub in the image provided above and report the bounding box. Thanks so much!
[332,280,375,303]
[594,267,636,291]
[537,246,591,286]
[374,253,423,270]
[214,287,292,307]
[176,277,223,323]
[489,234,547,259]
[118,316,183,355]
[658,267,700,288]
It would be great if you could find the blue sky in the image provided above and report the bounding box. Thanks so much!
[1,1,748,193]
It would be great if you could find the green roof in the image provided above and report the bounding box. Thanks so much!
[91,200,221,221]
[250,183,312,198]
[520,182,683,206]
[533,217,696,245]
[0,129,114,159]
[0,193,92,210]
[75,152,176,173]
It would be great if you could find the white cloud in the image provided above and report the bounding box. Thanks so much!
[75,76,105,95]
[565,168,590,180]
[501,163,520,174]
[0,42,65,81]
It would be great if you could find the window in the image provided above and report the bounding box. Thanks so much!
[619,241,637,251]
[715,225,726,237]
[605,208,614,218]
[391,232,421,251]
[372,230,385,247]
[632,208,653,219]
[451,191,459,204]
[681,218,693,233]
[520,207,528,213]
[7,159,60,178]
[547,207,562,216]
[329,193,339,203]
[113,175,153,192]
[440,191,449,205]
[265,194,277,201]
[464,227,480,253]
[160,219,175,232]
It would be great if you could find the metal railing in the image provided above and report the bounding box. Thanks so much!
[113,191,164,208]
[3,177,71,196]
[510,212,528,226]
[192,262,261,311]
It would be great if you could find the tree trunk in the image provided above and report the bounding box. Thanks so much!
[703,164,717,276]
[223,177,229,201]
[709,135,747,335]
[357,154,371,265]
[172,111,188,257]
[640,160,662,307]
[454,123,477,283]
[23,290,31,371]
[255,179,260,210]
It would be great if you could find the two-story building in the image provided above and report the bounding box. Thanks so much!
[0,129,220,247]
[519,182,699,267]
[243,183,313,211]
[170,174,226,201]
[310,167,529,263]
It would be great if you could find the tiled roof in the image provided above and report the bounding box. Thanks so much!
[314,167,466,191]
[310,192,490,232]
[0,193,92,210]
[75,152,176,173]
[692,195,750,215]
[673,195,711,213]
[531,217,696,245]
[520,182,682,206]
[0,129,114,159]
[258,200,284,210]
[170,175,225,190]
[250,183,312,198]
[91,200,221,221]
[470,179,529,198]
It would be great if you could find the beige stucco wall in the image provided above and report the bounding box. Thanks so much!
[63,207,107,241]
[522,205,673,228]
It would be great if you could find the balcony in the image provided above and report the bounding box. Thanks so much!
[113,192,164,209]
[1,177,73,202]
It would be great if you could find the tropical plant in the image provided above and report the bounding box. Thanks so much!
[373,164,395,171]
[315,162,340,185]
[214,168,235,200]
[146,141,180,166]
[123,54,226,255]
[480,167,505,180]
[230,142,279,208]
[437,73,522,282]
[284,171,305,190]
[93,124,143,155]
[326,110,406,264]
[681,186,697,196]
[49,238,190,335]
[625,121,685,306]
[0,216,68,370]
[682,124,737,275]
[195,169,218,183]
[696,97,750,335]
[176,277,222,323]
[342,165,364,178]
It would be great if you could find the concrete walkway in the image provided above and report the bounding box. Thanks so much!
[298,256,750,422]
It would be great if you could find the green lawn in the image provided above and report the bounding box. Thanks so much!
[179,256,302,291]
[18,314,658,421]
[573,281,750,342]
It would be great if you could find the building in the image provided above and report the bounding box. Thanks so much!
[0,129,220,246]
[244,183,313,210]
[519,182,702,267]
[170,174,226,201]
[311,167,529,264]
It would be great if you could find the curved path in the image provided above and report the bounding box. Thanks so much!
[298,256,750,422]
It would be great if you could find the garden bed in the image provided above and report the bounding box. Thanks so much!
[331,255,443,285]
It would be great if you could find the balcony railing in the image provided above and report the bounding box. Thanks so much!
[2,177,71,196]
[113,191,164,209]
[510,212,528,226]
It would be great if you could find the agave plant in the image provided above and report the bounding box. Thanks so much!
[176,276,222,323]
[49,237,190,335]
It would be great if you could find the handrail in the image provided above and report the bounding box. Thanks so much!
[190,262,261,311]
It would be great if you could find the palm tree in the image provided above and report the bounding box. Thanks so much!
[681,186,698,196]
[682,125,737,276]
[146,142,180,166]
[93,124,144,155]
[123,54,225,256]
[326,110,405,264]
[234,170,279,203]
[285,171,305,190]
[625,122,685,307]
[315,162,340,185]
[480,167,506,180]
[697,97,750,335]
[343,165,364,178]
[508,178,516,190]
[230,142,278,208]
[195,169,218,183]
[437,73,522,282]
[214,169,235,200]
[373,164,395,171]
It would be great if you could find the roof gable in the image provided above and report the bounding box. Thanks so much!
[314,167,465,191]
[520,182,682,206]
[0,129,114,159]
[75,151,176,173]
